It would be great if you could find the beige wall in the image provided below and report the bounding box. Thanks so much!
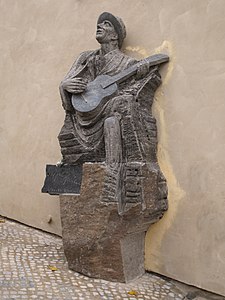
[1,0,225,296]
[144,0,225,297]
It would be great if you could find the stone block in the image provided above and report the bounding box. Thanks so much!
[60,162,167,282]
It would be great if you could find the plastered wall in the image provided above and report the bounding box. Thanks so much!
[1,0,225,296]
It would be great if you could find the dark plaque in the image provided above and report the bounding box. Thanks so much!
[42,164,82,195]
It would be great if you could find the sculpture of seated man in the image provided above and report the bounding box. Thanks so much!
[58,12,168,214]
[41,12,170,282]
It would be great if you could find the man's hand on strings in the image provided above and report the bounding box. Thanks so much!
[61,77,87,94]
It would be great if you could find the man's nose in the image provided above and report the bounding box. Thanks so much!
[97,23,103,29]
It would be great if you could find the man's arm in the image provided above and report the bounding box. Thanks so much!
[59,50,94,111]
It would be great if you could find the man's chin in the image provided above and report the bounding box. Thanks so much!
[96,35,103,44]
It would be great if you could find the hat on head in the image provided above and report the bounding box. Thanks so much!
[97,12,126,49]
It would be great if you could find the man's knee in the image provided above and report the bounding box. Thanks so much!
[104,116,119,128]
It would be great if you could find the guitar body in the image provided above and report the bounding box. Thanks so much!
[71,54,169,113]
[72,75,118,113]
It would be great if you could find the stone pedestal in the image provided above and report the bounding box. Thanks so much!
[60,162,167,282]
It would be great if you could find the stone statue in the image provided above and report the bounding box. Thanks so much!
[43,12,169,282]
[58,12,168,214]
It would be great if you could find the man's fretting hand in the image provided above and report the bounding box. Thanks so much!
[136,60,149,79]
[61,77,87,94]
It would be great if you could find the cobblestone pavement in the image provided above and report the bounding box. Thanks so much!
[0,218,224,300]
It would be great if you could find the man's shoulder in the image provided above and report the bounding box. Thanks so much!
[117,50,137,64]
[76,49,98,64]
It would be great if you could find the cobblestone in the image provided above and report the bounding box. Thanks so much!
[0,218,224,300]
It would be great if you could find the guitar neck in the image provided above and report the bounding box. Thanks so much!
[102,53,169,89]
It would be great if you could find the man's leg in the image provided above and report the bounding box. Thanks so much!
[103,116,125,213]
[104,116,122,167]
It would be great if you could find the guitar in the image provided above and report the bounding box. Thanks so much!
[71,53,169,113]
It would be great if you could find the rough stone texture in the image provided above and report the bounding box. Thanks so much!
[120,232,145,282]
[60,162,167,282]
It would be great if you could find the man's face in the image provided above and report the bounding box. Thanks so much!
[96,20,118,44]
